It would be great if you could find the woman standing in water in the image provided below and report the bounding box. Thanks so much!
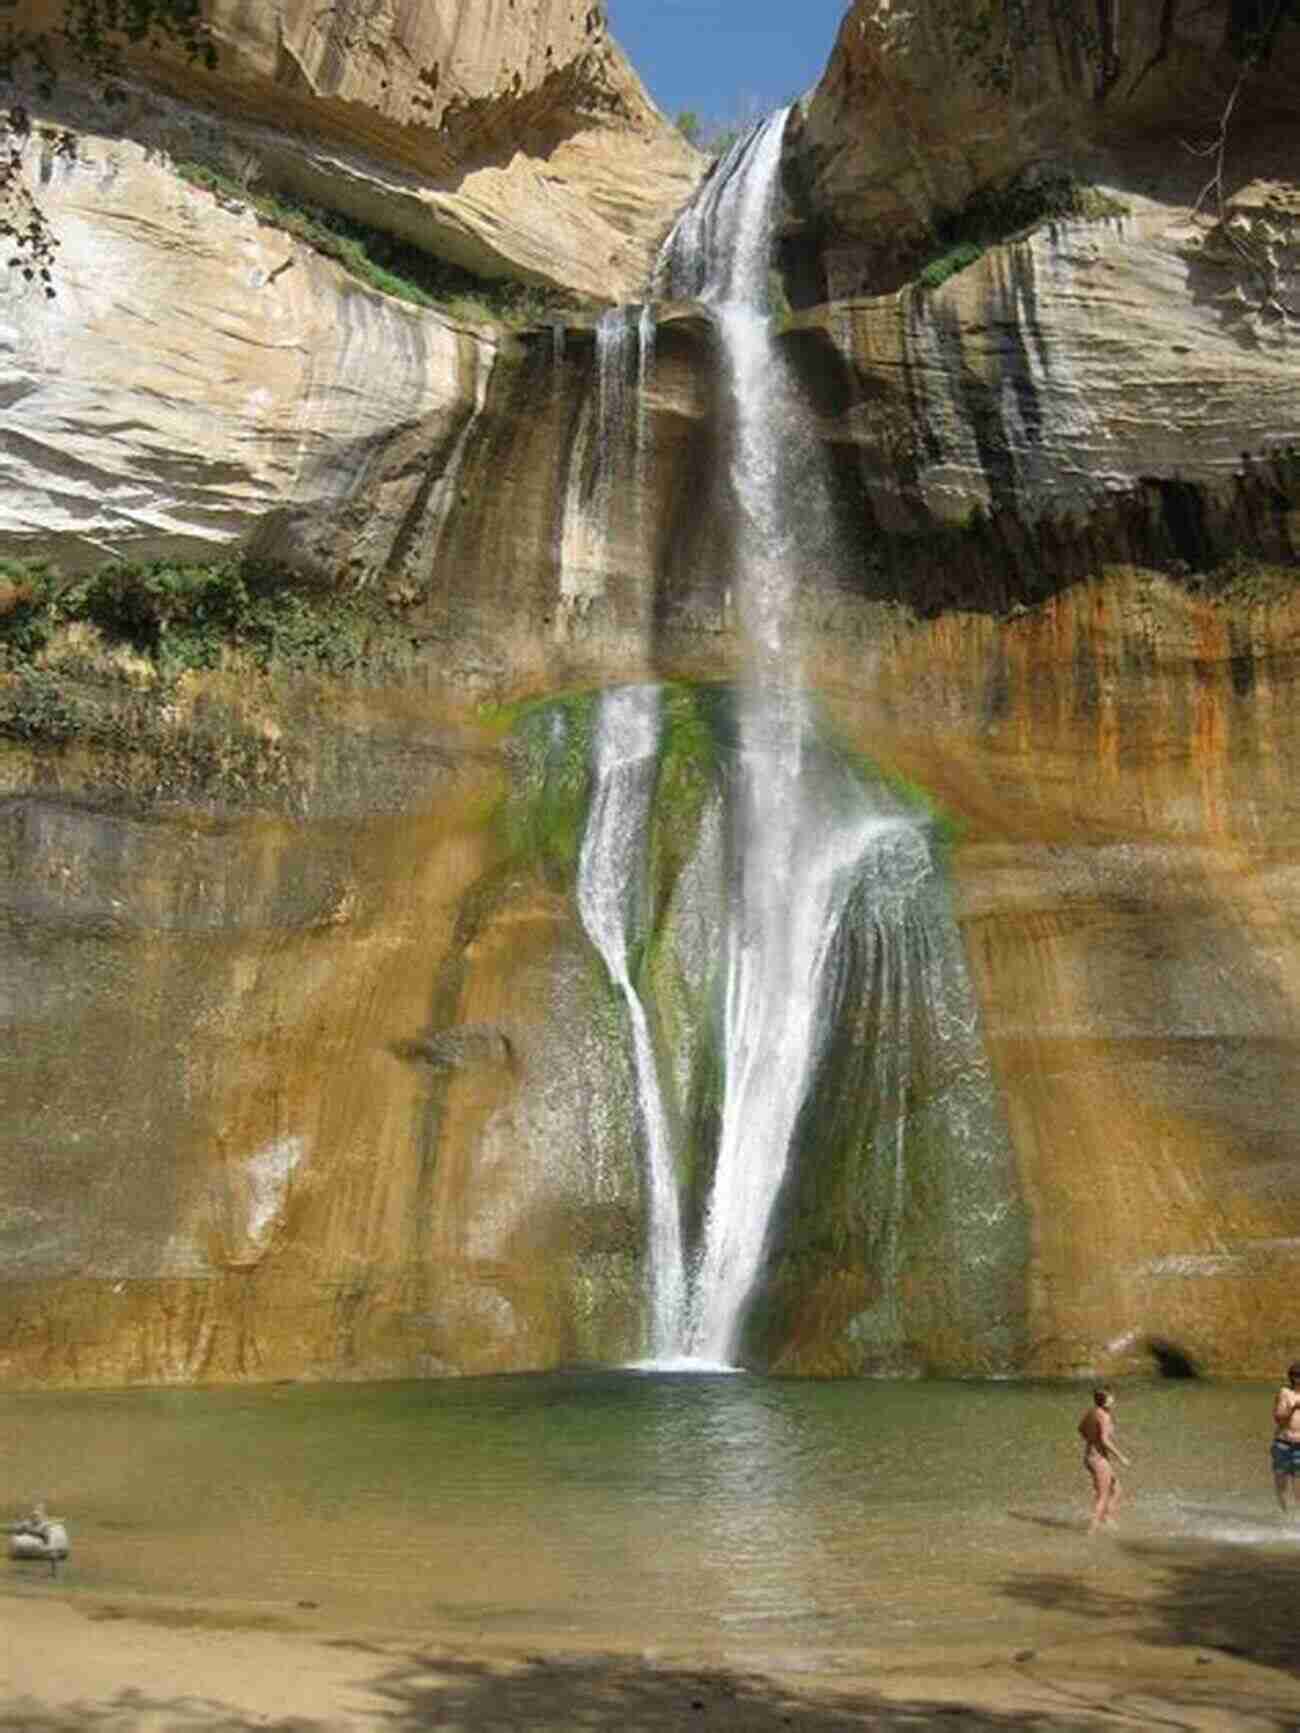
[1078,1388,1130,1534]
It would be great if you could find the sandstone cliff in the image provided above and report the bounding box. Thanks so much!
[0,126,499,572]
[2,1,1300,1389]
[6,560,1300,1385]
[786,184,1299,550]
[7,0,702,298]
[0,0,700,570]
[767,0,1300,580]
[792,0,1300,296]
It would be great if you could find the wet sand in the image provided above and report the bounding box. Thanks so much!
[4,1584,1300,1730]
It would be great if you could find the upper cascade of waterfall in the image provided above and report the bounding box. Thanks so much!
[653,109,789,310]
[595,308,634,465]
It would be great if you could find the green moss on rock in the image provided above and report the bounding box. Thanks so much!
[498,692,597,888]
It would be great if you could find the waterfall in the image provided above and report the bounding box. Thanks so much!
[596,306,634,467]
[407,339,491,578]
[567,110,1019,1370]
[662,112,884,1365]
[569,112,879,1366]
[577,687,688,1358]
[635,301,655,531]
[556,305,650,637]
[656,115,789,308]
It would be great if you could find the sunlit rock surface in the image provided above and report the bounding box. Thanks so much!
[0,128,497,572]
[1,0,702,569]
[5,571,1300,1384]
[779,0,1300,537]
[8,0,702,300]
[0,702,642,1383]
[786,186,1300,537]
[837,575,1300,1382]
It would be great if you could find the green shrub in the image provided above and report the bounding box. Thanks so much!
[0,668,82,743]
[0,555,411,679]
[918,242,984,290]
[0,561,61,657]
[58,558,248,664]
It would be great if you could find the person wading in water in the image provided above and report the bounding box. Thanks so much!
[1078,1388,1130,1534]
[1271,1361,1300,1515]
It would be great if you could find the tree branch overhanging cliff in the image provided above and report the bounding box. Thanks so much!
[1185,0,1299,321]
[1,0,216,292]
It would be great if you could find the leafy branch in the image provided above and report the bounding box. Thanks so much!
[2,0,216,290]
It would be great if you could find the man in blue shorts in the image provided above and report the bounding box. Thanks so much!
[1271,1361,1300,1514]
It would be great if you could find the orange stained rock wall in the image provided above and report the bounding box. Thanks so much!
[819,573,1300,1377]
[3,569,1300,1384]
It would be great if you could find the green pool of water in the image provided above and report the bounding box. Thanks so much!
[1,1372,1293,1663]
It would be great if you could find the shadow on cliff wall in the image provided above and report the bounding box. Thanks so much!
[848,460,1296,619]
[784,317,1299,619]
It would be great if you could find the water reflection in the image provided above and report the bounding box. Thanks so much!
[1,1373,1295,1659]
[625,1374,821,1631]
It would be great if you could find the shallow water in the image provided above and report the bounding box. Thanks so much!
[1,1373,1295,1665]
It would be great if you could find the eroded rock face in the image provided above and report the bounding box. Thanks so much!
[0,125,497,573]
[5,573,1300,1383]
[774,1,1300,571]
[0,0,702,573]
[3,2,1300,1389]
[785,186,1300,542]
[0,699,645,1384]
[835,575,1300,1382]
[792,0,1300,297]
[4,239,1300,1385]
[8,0,702,299]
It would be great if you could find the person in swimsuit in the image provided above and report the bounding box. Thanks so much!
[1270,1361,1300,1514]
[1078,1388,1130,1534]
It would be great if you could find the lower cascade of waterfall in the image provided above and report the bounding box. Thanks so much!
[687,708,912,1367]
[573,683,1024,1372]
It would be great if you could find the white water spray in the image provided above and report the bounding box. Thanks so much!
[635,301,655,528]
[577,686,689,1358]
[556,305,655,637]
[596,306,634,466]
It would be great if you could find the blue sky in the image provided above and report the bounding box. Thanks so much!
[606,1,849,131]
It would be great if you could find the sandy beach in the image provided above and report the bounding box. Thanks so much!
[4,1583,1300,1731]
